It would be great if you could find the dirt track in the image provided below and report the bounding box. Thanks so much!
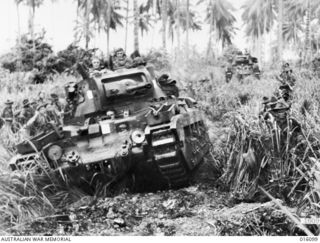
[11,180,298,236]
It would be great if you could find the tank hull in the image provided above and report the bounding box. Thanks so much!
[10,67,212,190]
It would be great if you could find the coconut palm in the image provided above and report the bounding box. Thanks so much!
[133,0,139,51]
[282,16,302,47]
[20,0,44,67]
[142,0,200,52]
[124,0,129,50]
[286,0,320,61]
[278,0,283,61]
[199,0,236,58]
[161,0,168,49]
[186,0,189,56]
[14,0,24,71]
[75,0,123,54]
[167,1,201,43]
[241,0,275,61]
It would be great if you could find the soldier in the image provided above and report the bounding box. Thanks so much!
[90,57,112,77]
[38,91,46,106]
[279,62,296,86]
[1,99,14,122]
[111,48,133,71]
[50,93,64,113]
[1,100,21,134]
[244,48,253,64]
[225,57,233,83]
[17,99,35,125]
[46,102,62,126]
[157,74,179,97]
[278,84,293,102]
[24,103,54,136]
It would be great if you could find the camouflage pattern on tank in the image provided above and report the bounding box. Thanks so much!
[10,65,212,189]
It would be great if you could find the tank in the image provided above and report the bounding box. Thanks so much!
[226,54,261,82]
[9,64,212,190]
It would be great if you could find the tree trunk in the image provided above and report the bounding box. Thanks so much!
[16,1,22,71]
[186,0,190,59]
[106,1,111,56]
[206,0,213,61]
[277,0,283,62]
[176,0,181,51]
[28,0,36,68]
[85,0,90,49]
[133,0,139,52]
[162,0,168,50]
[304,0,311,63]
[125,0,129,51]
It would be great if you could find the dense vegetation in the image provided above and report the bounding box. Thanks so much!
[1,0,320,236]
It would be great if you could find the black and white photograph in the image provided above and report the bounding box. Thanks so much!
[0,0,319,239]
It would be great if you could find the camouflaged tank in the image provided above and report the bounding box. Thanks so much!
[230,55,261,81]
[9,64,212,190]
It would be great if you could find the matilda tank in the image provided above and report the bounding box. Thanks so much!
[226,54,261,82]
[9,64,212,190]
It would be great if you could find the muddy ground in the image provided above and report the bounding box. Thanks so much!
[9,179,305,236]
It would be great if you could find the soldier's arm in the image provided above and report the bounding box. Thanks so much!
[24,112,39,128]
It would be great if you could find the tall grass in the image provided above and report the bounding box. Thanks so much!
[1,49,320,233]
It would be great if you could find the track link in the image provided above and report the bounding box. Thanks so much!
[151,128,189,188]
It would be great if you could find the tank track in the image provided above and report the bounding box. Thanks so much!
[151,128,189,188]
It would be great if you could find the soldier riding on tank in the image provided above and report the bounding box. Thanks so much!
[10,62,213,190]
[110,48,133,71]
[16,99,35,125]
[90,57,112,77]
[23,103,55,137]
[2,99,14,122]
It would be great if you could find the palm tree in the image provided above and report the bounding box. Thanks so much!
[124,0,129,50]
[282,16,302,47]
[304,0,311,61]
[85,0,90,49]
[167,1,201,43]
[15,0,24,71]
[241,0,275,62]
[286,0,320,61]
[186,0,189,57]
[142,0,200,52]
[21,0,43,67]
[161,0,168,49]
[200,0,236,58]
[76,0,123,54]
[278,0,283,61]
[175,0,181,50]
[133,0,139,51]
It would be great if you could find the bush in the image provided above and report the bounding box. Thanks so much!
[0,32,98,83]
[144,49,171,71]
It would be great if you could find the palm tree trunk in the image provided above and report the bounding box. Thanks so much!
[162,0,168,50]
[261,34,265,65]
[257,23,262,65]
[85,0,90,49]
[186,0,190,59]
[106,1,111,55]
[278,0,283,61]
[176,0,181,51]
[133,0,139,52]
[28,0,36,68]
[304,0,311,63]
[125,0,129,51]
[16,1,22,71]
[206,0,213,61]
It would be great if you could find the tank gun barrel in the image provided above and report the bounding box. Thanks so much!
[126,83,152,93]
